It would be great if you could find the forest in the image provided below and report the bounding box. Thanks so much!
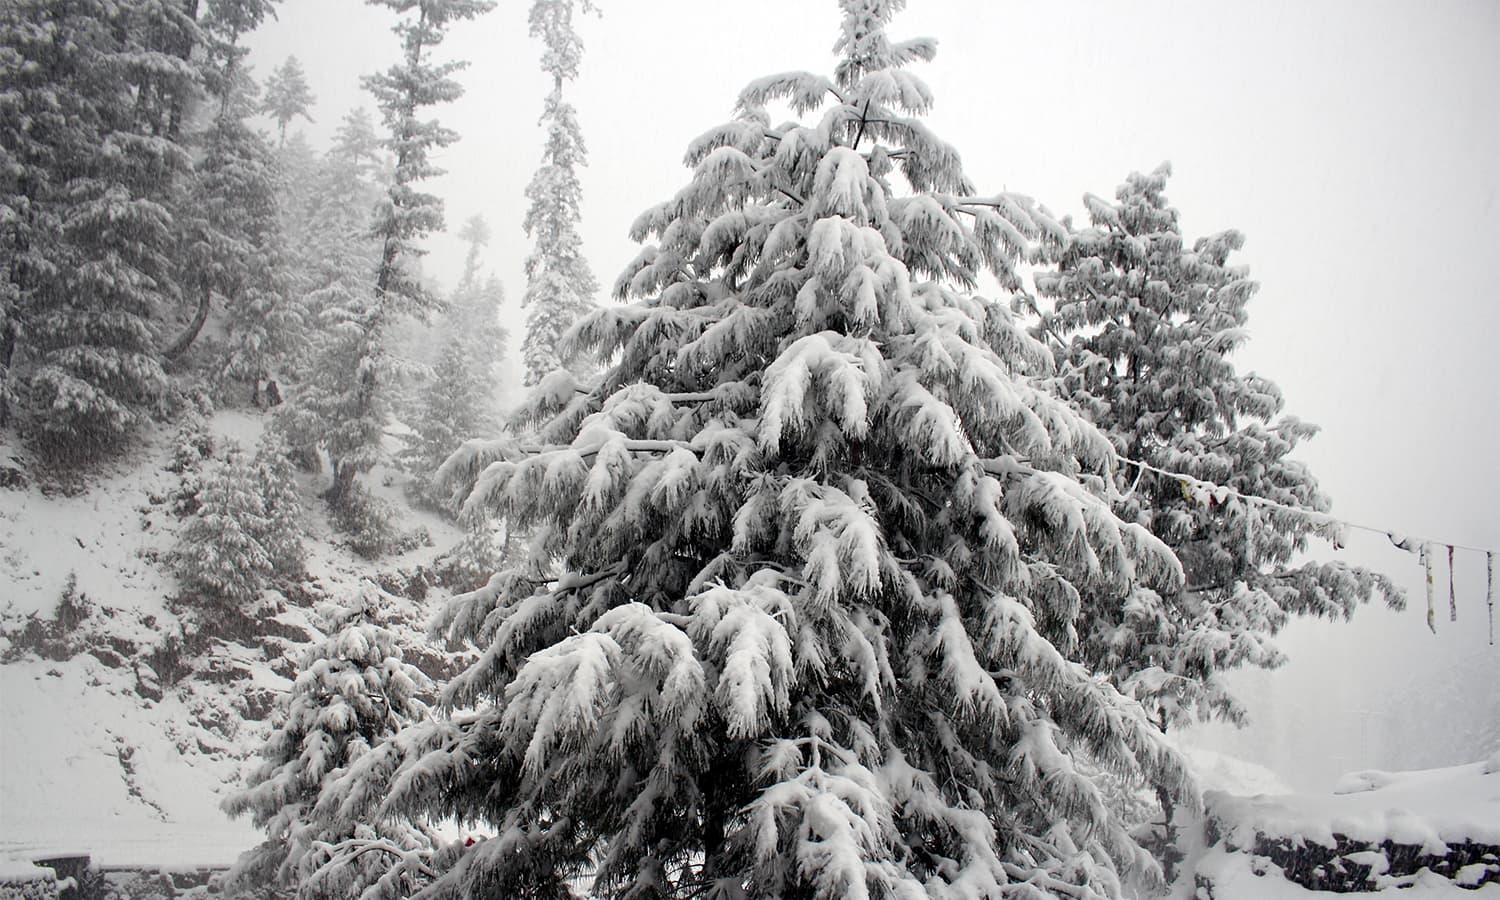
[1,0,1497,898]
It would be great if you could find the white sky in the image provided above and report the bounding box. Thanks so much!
[246,0,1500,790]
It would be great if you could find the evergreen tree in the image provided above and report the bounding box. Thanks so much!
[518,0,599,387]
[403,216,506,507]
[1031,163,1401,731]
[320,4,1196,897]
[173,443,273,611]
[316,0,494,506]
[224,600,435,899]
[272,110,387,470]
[262,55,316,147]
[166,0,304,404]
[253,431,307,579]
[0,0,195,458]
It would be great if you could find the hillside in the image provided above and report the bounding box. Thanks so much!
[0,409,469,868]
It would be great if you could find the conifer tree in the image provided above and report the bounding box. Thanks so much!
[173,444,274,611]
[272,123,387,474]
[404,215,506,507]
[262,55,316,147]
[253,431,307,579]
[0,0,194,458]
[224,599,435,899]
[321,4,1196,897]
[518,0,599,386]
[166,0,305,404]
[1032,164,1401,731]
[317,0,494,506]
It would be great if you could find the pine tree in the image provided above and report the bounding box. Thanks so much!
[165,0,304,403]
[173,443,274,611]
[518,0,599,387]
[224,601,435,899]
[253,431,307,579]
[403,215,506,507]
[1031,163,1401,731]
[0,0,194,458]
[320,4,1196,897]
[318,0,494,506]
[261,55,316,147]
[272,112,387,471]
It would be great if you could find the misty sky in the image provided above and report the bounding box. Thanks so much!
[246,0,1499,790]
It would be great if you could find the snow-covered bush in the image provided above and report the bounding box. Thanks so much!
[0,572,93,662]
[317,3,1197,897]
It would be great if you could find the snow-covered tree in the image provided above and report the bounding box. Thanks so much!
[164,0,305,405]
[518,0,598,386]
[316,0,494,506]
[0,0,194,458]
[262,55,316,147]
[173,443,273,611]
[404,216,506,507]
[1031,163,1401,731]
[224,599,435,899]
[272,111,387,472]
[321,4,1196,897]
[253,431,307,579]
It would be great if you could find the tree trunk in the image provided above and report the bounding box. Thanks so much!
[163,286,212,360]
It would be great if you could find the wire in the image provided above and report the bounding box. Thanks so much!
[1114,456,1497,556]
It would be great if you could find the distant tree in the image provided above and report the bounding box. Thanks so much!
[403,216,506,507]
[165,0,304,405]
[518,0,599,386]
[1032,163,1402,732]
[313,0,494,509]
[224,602,435,899]
[319,3,1195,897]
[261,55,316,147]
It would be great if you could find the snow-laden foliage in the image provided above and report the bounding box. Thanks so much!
[169,0,308,404]
[0,0,196,458]
[272,118,388,477]
[325,4,1198,897]
[1031,163,1402,730]
[519,0,599,386]
[224,599,436,899]
[404,216,507,507]
[172,433,304,613]
[173,444,274,611]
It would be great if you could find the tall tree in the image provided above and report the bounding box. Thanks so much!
[261,55,316,147]
[1031,163,1401,731]
[0,0,196,458]
[315,0,494,506]
[518,0,598,386]
[319,3,1195,897]
[167,0,304,405]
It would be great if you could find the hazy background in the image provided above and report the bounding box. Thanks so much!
[246,0,1499,792]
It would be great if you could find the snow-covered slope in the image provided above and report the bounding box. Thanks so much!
[0,412,466,868]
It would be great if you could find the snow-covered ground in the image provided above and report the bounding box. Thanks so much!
[0,413,464,870]
[1181,747,1500,898]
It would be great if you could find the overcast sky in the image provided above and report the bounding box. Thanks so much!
[246,0,1500,790]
